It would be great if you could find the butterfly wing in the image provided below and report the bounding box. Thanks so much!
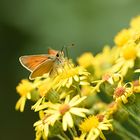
[19,55,49,72]
[30,59,54,79]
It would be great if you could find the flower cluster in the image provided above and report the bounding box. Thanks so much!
[16,16,140,140]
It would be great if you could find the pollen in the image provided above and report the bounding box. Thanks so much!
[80,116,99,132]
[59,104,70,115]
[114,87,125,98]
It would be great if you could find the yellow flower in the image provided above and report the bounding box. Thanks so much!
[56,64,90,88]
[33,111,50,140]
[111,40,140,76]
[16,79,34,112]
[79,115,112,140]
[114,29,132,47]
[77,52,94,68]
[91,73,122,92]
[38,62,89,96]
[113,82,133,104]
[130,16,140,30]
[39,95,89,131]
[122,42,137,60]
[93,46,119,78]
[16,79,34,97]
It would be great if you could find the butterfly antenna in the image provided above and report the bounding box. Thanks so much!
[61,46,65,52]
[65,46,69,59]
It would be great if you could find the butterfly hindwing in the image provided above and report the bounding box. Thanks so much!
[30,59,55,79]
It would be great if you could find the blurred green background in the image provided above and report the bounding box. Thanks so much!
[0,0,140,139]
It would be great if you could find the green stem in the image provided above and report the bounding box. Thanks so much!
[128,118,140,134]
[115,131,131,140]
[72,126,78,137]
[133,104,140,114]
[68,128,75,138]
[122,105,140,123]
[114,120,140,140]
[61,131,70,140]
[57,134,67,140]
[77,85,82,97]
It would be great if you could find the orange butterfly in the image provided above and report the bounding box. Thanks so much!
[19,48,64,80]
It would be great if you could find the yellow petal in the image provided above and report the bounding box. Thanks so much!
[62,115,67,131]
[70,96,87,107]
[65,112,73,128]
[70,107,89,117]
[74,75,79,82]
[69,95,80,106]
[80,81,90,86]
[44,123,49,137]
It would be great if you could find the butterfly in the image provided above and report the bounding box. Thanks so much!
[19,48,65,80]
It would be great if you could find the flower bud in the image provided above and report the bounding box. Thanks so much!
[113,108,129,122]
[46,90,60,103]
[30,89,40,101]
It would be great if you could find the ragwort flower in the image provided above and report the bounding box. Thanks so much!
[41,95,89,131]
[16,79,34,112]
[38,61,89,96]
[79,115,112,140]
[34,111,50,140]
[113,82,133,104]
[111,40,140,76]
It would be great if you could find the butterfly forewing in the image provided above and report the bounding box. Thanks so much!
[19,55,49,72]
[30,59,54,79]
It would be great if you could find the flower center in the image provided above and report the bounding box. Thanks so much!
[96,114,104,122]
[102,73,111,81]
[80,116,99,132]
[122,45,136,60]
[114,87,125,98]
[59,104,70,115]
